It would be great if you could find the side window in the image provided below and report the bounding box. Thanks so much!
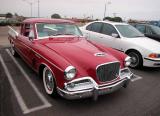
[146,27,153,34]
[86,22,102,33]
[86,24,92,31]
[136,25,145,33]
[101,23,118,36]
[22,23,34,38]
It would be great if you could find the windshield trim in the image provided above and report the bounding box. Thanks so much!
[35,22,83,39]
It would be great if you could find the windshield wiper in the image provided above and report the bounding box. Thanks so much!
[48,33,80,38]
[50,33,63,36]
[63,33,75,35]
[135,35,144,37]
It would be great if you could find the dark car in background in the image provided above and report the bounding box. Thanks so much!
[131,23,160,42]
[149,21,160,27]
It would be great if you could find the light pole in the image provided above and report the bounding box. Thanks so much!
[23,0,40,17]
[103,1,111,19]
[37,0,40,17]
[113,12,118,17]
[23,0,33,17]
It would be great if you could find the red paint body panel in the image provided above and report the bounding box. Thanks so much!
[9,18,128,89]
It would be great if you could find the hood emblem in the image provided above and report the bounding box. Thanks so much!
[94,52,106,57]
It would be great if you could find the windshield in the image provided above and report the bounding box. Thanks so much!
[150,25,160,34]
[36,23,83,38]
[115,24,144,38]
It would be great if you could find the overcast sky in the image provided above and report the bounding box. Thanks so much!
[1,0,160,20]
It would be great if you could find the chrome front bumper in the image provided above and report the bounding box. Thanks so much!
[57,68,132,100]
[144,57,160,67]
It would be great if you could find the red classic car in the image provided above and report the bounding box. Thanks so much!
[8,18,132,100]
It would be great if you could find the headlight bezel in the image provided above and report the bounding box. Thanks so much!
[125,56,131,67]
[148,53,160,59]
[64,66,76,80]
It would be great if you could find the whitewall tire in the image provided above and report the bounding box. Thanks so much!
[43,67,57,96]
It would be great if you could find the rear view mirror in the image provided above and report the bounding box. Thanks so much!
[111,33,119,38]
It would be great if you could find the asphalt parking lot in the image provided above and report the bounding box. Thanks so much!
[1,26,160,116]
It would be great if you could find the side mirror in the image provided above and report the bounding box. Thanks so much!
[111,33,119,38]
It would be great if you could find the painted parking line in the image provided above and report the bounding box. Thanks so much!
[131,74,143,82]
[0,49,52,114]
[0,55,28,113]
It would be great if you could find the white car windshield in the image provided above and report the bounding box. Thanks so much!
[115,25,144,38]
[36,23,83,38]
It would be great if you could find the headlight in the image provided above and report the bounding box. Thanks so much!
[125,56,131,67]
[148,53,160,58]
[64,66,76,80]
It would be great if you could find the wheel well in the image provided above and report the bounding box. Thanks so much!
[39,64,58,89]
[125,49,141,56]
[39,64,45,79]
[125,49,143,68]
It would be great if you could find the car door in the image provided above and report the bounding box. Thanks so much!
[145,26,155,38]
[98,23,121,50]
[14,23,29,58]
[17,23,36,66]
[83,22,103,42]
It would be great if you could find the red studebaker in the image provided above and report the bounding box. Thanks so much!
[8,18,132,100]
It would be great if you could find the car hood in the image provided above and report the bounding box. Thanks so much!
[40,37,120,78]
[124,37,160,53]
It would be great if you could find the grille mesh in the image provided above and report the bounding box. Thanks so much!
[96,62,120,82]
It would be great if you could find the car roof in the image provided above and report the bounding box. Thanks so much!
[23,18,75,24]
[90,20,128,26]
[132,23,156,27]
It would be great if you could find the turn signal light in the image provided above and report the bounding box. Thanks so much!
[148,53,159,58]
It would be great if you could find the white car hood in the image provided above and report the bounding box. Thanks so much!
[124,37,160,53]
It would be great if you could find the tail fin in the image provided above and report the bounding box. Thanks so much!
[8,26,19,39]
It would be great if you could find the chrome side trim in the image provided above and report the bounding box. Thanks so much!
[16,42,63,71]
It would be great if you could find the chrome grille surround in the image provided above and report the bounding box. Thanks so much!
[96,61,120,82]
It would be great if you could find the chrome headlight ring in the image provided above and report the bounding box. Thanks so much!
[64,66,76,80]
[125,56,131,67]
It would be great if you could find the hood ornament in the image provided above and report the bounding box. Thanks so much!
[94,52,106,57]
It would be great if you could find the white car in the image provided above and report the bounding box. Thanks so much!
[80,21,160,68]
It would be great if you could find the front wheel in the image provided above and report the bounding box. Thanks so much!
[128,51,143,68]
[10,41,18,56]
[43,67,57,96]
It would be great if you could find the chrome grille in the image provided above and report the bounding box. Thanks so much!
[96,62,120,82]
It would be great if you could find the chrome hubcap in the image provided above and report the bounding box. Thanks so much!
[45,70,54,91]
[129,52,139,67]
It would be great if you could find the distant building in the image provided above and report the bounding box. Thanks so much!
[0,14,6,19]
[64,18,96,26]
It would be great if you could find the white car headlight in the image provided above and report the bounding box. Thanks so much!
[148,53,160,58]
[125,56,131,67]
[64,66,76,80]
